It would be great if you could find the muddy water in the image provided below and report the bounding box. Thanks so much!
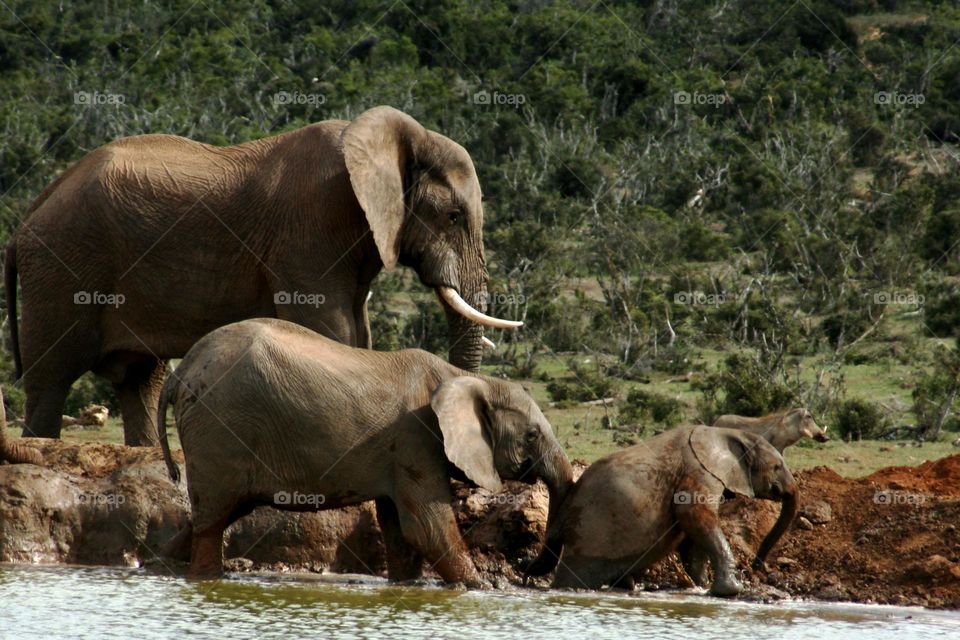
[1,566,958,639]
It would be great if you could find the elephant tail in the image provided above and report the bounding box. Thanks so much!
[4,242,22,380]
[523,519,565,580]
[157,373,180,484]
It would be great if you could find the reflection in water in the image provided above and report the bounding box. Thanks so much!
[1,565,958,640]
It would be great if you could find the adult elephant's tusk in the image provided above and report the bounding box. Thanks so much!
[436,287,523,330]
[481,336,496,349]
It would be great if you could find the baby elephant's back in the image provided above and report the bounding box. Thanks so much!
[172,319,388,437]
[562,429,691,562]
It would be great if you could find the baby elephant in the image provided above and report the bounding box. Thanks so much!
[158,318,573,584]
[713,408,828,453]
[525,424,798,596]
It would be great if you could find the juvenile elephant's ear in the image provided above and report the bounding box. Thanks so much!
[341,106,427,271]
[430,377,502,492]
[689,426,756,498]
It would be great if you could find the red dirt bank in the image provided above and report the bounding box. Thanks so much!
[1,440,958,608]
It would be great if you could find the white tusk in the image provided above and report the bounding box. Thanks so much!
[481,336,496,349]
[437,287,523,330]
[366,291,373,303]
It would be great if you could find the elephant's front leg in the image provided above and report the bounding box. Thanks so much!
[375,497,424,581]
[677,537,710,587]
[394,485,482,587]
[674,478,742,597]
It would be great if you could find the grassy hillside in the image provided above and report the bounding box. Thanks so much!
[2,0,960,463]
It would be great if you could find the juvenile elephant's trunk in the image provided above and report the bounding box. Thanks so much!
[524,447,574,580]
[752,484,799,570]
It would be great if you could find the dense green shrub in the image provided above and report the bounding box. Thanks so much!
[617,388,685,428]
[832,398,890,441]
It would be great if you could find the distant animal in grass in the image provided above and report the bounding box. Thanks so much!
[712,408,828,453]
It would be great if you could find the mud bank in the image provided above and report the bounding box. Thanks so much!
[1,439,958,608]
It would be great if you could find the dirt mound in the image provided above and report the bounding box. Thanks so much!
[2,441,958,608]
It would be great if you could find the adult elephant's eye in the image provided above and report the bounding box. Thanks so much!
[448,209,461,225]
[525,427,539,442]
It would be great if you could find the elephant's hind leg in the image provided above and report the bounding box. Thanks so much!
[375,497,424,581]
[113,358,167,446]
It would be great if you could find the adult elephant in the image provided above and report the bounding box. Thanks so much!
[157,318,574,583]
[525,425,798,596]
[5,106,518,446]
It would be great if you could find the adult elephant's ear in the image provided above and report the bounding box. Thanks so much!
[431,377,502,492]
[689,426,756,498]
[341,106,427,270]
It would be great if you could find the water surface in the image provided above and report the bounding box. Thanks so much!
[1,565,957,639]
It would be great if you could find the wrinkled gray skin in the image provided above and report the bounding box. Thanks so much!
[8,106,501,446]
[712,408,829,453]
[526,425,798,596]
[158,318,573,585]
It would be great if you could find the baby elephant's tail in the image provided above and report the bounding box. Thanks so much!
[156,373,181,484]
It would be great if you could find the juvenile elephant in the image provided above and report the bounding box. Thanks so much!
[7,106,518,446]
[157,318,573,584]
[712,408,829,452]
[525,424,798,596]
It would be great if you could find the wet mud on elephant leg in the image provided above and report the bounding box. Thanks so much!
[112,358,167,447]
[375,497,424,581]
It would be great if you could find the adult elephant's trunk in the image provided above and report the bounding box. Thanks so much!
[524,446,575,579]
[0,391,42,465]
[438,278,521,371]
[752,484,799,570]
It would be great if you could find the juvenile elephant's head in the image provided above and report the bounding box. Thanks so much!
[690,427,799,570]
[431,376,575,527]
[342,106,521,371]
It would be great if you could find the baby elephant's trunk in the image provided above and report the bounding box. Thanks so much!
[156,374,181,483]
[752,484,799,570]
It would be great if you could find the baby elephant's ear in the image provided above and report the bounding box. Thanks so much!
[430,377,502,493]
[689,426,756,498]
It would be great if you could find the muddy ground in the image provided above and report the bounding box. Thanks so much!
[1,439,958,608]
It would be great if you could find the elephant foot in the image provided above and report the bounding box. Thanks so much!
[188,520,225,578]
[709,572,743,597]
[163,523,193,562]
